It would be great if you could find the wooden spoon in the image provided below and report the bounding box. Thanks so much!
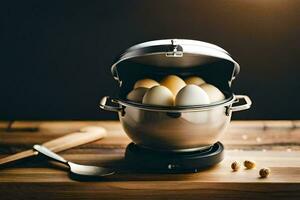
[0,126,107,166]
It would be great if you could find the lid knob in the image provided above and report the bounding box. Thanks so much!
[166,39,183,57]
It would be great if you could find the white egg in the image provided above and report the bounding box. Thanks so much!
[175,85,210,106]
[184,76,206,85]
[160,75,186,96]
[142,85,174,106]
[134,79,159,89]
[200,83,225,103]
[127,87,148,103]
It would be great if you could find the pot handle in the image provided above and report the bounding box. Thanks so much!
[99,96,122,112]
[230,95,252,112]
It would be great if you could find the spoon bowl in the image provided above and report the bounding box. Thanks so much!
[68,162,115,177]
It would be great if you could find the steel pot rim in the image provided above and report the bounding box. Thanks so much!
[116,95,235,113]
[100,94,252,113]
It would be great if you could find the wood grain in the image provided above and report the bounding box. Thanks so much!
[0,120,300,200]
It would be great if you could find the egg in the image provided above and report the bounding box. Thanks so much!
[160,75,186,96]
[127,87,148,103]
[142,85,174,106]
[175,85,210,106]
[200,83,225,103]
[184,76,206,85]
[134,79,159,89]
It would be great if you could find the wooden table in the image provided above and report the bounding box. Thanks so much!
[0,121,299,200]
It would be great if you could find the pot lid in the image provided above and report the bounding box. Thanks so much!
[111,39,240,84]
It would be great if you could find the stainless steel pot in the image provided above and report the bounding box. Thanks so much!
[99,39,252,152]
[100,94,251,151]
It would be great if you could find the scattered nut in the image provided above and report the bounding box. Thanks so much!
[244,160,256,169]
[259,168,271,178]
[231,161,240,171]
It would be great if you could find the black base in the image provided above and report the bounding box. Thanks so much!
[125,142,224,173]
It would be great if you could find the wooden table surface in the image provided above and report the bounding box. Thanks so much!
[0,120,299,200]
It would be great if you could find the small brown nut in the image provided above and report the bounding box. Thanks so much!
[231,161,240,171]
[259,168,271,178]
[244,160,256,169]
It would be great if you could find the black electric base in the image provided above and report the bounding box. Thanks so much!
[125,142,224,173]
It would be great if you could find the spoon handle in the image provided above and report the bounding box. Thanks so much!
[33,145,68,165]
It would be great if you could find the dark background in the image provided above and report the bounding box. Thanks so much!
[1,0,299,120]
